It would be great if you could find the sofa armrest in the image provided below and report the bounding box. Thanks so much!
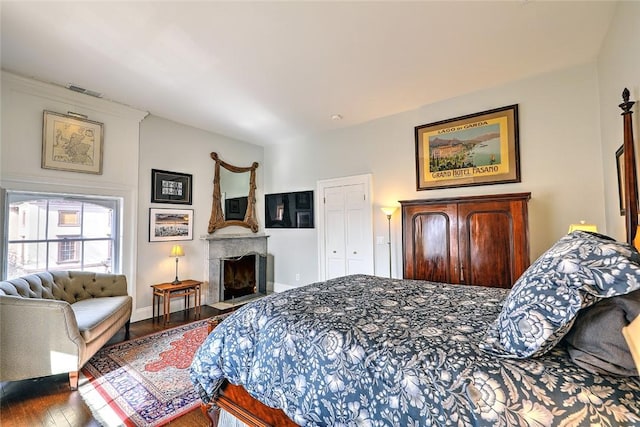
[0,296,86,382]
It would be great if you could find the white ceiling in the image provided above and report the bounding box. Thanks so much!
[1,1,617,146]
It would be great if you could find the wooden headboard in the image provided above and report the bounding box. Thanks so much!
[620,88,637,244]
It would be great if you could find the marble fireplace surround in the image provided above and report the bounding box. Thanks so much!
[204,233,269,304]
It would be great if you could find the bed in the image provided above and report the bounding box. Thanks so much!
[190,90,640,426]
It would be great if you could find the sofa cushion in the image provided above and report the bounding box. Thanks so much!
[72,295,132,343]
[51,271,128,302]
[0,271,129,304]
[0,272,61,299]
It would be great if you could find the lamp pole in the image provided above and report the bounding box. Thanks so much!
[381,207,397,279]
[386,213,392,278]
[173,256,181,285]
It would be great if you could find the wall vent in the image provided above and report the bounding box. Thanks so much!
[66,84,103,98]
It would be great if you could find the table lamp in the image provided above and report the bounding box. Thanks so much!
[170,244,184,285]
[567,221,598,233]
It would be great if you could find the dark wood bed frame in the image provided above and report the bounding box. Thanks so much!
[200,89,637,427]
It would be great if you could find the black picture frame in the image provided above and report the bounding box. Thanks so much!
[151,169,192,204]
[265,190,314,228]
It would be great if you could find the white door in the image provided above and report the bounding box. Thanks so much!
[318,175,373,280]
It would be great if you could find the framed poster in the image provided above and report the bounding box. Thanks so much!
[149,208,194,242]
[151,169,192,204]
[42,110,104,174]
[415,104,520,190]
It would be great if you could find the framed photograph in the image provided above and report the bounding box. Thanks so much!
[229,199,240,213]
[42,110,104,174]
[149,208,193,242]
[151,169,192,204]
[296,211,313,228]
[296,191,312,209]
[415,104,520,190]
[616,144,625,216]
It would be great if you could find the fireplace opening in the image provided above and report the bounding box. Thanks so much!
[220,253,267,303]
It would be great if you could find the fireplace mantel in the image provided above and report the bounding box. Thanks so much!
[203,233,269,304]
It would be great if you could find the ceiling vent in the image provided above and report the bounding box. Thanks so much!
[66,84,103,98]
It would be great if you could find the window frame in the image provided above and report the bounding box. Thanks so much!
[57,240,79,263]
[3,190,121,279]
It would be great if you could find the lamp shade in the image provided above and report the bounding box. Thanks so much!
[633,225,640,252]
[169,245,184,257]
[567,221,598,233]
[381,207,397,217]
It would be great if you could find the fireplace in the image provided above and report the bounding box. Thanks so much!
[204,233,269,305]
[220,253,267,302]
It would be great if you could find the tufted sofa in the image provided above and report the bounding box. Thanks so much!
[0,271,132,389]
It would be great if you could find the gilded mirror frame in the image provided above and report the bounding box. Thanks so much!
[208,152,259,233]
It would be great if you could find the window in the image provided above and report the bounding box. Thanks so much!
[4,191,121,279]
[58,210,80,226]
[57,240,78,263]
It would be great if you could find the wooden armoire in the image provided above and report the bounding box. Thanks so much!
[401,192,530,288]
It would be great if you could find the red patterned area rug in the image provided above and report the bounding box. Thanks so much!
[79,319,210,426]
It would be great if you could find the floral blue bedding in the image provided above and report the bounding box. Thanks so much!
[190,274,640,426]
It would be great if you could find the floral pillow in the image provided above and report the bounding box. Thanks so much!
[480,231,640,358]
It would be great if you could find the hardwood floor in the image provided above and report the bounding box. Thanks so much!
[0,305,226,427]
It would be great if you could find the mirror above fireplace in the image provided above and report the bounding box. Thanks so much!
[208,152,259,233]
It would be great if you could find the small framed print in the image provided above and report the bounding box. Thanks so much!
[42,110,104,174]
[296,192,311,209]
[296,211,313,228]
[151,169,192,204]
[149,208,194,242]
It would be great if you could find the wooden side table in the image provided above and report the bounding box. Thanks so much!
[151,279,202,324]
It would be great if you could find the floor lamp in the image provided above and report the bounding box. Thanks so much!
[381,207,397,278]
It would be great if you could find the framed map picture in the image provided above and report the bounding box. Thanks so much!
[42,110,104,174]
[415,105,520,190]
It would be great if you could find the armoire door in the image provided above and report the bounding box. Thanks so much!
[401,193,530,288]
[402,203,458,283]
[457,198,529,288]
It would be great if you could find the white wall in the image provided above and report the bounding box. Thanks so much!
[136,115,263,319]
[265,62,607,287]
[597,0,640,241]
[0,71,147,306]
[2,0,637,316]
[0,73,264,322]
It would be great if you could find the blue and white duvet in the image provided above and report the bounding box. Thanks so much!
[190,275,640,426]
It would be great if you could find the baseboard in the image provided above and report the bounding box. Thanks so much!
[273,282,302,293]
